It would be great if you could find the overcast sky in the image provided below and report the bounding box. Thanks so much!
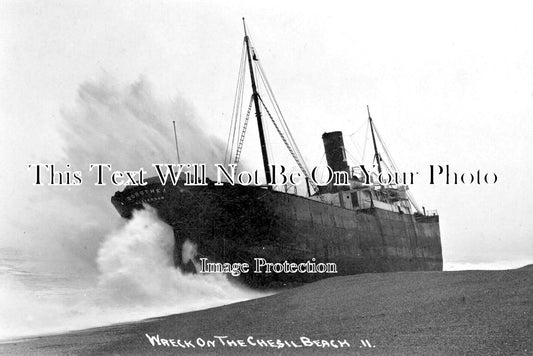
[1,0,532,267]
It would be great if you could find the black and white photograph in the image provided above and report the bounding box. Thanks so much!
[0,1,531,355]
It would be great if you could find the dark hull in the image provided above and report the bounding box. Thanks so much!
[112,180,442,288]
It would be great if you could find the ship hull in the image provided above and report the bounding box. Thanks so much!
[112,180,442,288]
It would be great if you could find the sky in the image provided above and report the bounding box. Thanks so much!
[1,0,532,268]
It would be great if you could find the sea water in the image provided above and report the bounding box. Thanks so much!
[0,208,264,340]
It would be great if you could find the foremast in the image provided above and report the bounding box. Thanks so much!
[243,18,272,188]
[225,19,320,198]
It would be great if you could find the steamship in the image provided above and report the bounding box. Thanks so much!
[111,20,442,288]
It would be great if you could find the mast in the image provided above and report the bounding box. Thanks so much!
[172,120,181,164]
[367,105,382,174]
[243,18,272,187]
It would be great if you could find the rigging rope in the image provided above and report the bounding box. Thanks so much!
[258,96,321,196]
[362,119,369,163]
[226,33,322,200]
[225,39,247,165]
[371,122,423,214]
[233,95,254,166]
[347,133,364,165]
[255,59,311,175]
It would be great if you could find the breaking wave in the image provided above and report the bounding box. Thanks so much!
[0,206,264,340]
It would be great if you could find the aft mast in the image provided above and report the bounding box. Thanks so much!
[243,18,272,187]
[364,106,424,214]
[367,105,382,174]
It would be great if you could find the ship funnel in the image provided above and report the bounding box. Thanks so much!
[322,131,349,173]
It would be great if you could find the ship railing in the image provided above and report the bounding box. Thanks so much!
[425,209,438,216]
